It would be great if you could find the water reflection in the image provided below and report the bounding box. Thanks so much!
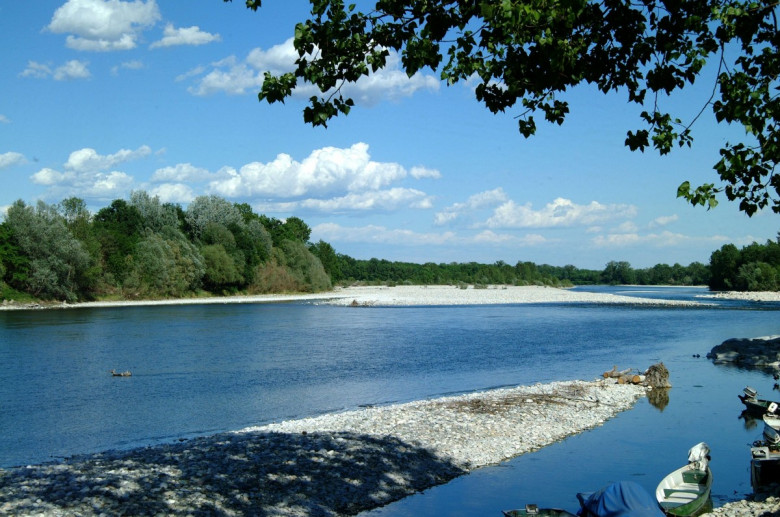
[647,388,670,411]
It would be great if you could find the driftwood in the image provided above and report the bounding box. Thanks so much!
[603,366,646,385]
[603,366,632,378]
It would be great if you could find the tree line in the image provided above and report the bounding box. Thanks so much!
[0,192,330,302]
[709,237,780,291]
[1,193,777,303]
[307,254,713,289]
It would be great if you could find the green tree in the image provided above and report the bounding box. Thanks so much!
[601,261,636,285]
[93,199,144,284]
[4,200,90,301]
[129,190,180,232]
[0,222,30,291]
[709,243,741,290]
[309,239,341,281]
[229,0,780,215]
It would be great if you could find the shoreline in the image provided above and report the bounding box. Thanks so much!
[6,284,776,311]
[0,378,647,516]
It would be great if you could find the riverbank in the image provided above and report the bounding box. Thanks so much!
[0,378,646,516]
[0,284,742,311]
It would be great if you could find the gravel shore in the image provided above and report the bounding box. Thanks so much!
[0,284,716,311]
[0,379,646,516]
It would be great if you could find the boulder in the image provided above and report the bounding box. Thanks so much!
[706,335,780,369]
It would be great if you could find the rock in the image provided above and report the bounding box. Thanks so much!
[707,335,780,369]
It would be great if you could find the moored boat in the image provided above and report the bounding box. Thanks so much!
[750,445,780,491]
[655,443,712,516]
[739,386,779,416]
[502,506,576,516]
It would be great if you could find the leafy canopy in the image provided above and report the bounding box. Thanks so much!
[227,0,780,215]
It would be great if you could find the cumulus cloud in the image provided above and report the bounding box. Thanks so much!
[312,223,549,249]
[435,188,509,225]
[150,24,220,48]
[592,230,724,248]
[148,183,195,203]
[483,197,637,229]
[0,115,10,124]
[188,37,439,103]
[20,60,91,80]
[650,214,679,227]
[313,222,457,246]
[20,61,53,79]
[0,152,26,169]
[111,60,144,75]
[54,60,91,80]
[257,188,433,214]
[47,0,161,52]
[151,163,214,183]
[207,142,438,199]
[30,145,151,200]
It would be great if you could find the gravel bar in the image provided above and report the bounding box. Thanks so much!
[0,379,646,516]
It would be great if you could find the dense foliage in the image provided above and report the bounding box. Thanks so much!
[0,193,328,302]
[229,0,780,216]
[310,254,713,288]
[709,235,780,290]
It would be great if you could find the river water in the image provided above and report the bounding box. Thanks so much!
[1,286,778,514]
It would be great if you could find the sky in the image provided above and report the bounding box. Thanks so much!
[0,1,777,270]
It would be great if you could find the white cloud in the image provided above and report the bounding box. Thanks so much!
[614,221,638,233]
[53,60,91,80]
[64,145,151,173]
[111,60,144,75]
[20,60,91,80]
[260,188,433,213]
[592,230,725,248]
[313,222,457,246]
[0,115,10,124]
[32,168,70,185]
[483,197,637,229]
[435,188,509,225]
[472,230,549,246]
[650,214,679,227]
[20,61,53,79]
[208,143,434,199]
[30,145,151,201]
[149,183,195,203]
[150,23,220,49]
[188,38,439,103]
[409,166,441,179]
[48,0,161,52]
[0,152,26,169]
[151,163,214,182]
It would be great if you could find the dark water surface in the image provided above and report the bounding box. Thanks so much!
[1,287,778,514]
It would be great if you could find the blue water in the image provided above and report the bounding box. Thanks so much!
[1,287,778,514]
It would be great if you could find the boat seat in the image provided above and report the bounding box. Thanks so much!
[662,490,700,504]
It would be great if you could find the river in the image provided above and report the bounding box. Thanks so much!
[1,286,778,514]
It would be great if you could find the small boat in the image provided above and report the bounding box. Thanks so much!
[739,386,779,416]
[750,445,780,490]
[502,505,576,516]
[110,369,132,377]
[655,442,712,516]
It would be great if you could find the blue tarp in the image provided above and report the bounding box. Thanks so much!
[576,481,665,517]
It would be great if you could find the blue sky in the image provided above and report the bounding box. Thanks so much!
[0,1,777,270]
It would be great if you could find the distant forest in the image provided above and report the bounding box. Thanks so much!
[1,193,778,302]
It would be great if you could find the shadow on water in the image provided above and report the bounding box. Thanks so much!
[0,431,466,516]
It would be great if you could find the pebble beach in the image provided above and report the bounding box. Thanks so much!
[0,379,646,516]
